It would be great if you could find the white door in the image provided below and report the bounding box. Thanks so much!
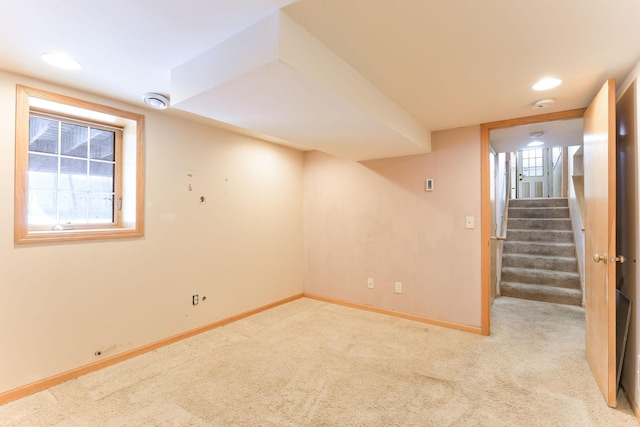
[517,148,550,198]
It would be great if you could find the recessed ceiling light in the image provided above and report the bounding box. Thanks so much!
[528,141,544,147]
[142,93,170,110]
[41,53,82,70]
[532,77,562,91]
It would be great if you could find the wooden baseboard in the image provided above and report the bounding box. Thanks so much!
[0,293,304,405]
[303,293,482,334]
[0,292,479,405]
[622,384,640,422]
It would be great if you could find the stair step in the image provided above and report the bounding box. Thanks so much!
[509,198,568,208]
[500,282,582,306]
[507,229,574,243]
[509,207,569,218]
[501,197,581,306]
[507,218,572,231]
[503,241,576,257]
[501,267,581,289]
[502,253,577,272]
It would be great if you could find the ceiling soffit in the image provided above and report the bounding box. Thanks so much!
[171,11,430,161]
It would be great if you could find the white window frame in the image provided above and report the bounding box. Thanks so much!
[15,85,145,244]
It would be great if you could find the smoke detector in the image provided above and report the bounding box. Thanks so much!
[532,98,555,109]
[142,93,170,110]
[529,131,546,139]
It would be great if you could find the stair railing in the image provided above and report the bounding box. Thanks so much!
[492,155,511,241]
[491,155,512,296]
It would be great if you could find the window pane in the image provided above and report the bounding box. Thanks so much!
[28,189,57,225]
[522,168,529,177]
[58,192,87,225]
[90,129,115,161]
[61,122,88,158]
[88,194,114,223]
[29,116,58,154]
[28,154,58,190]
[536,167,543,176]
[60,158,88,192]
[535,158,543,167]
[89,161,114,192]
[523,159,529,168]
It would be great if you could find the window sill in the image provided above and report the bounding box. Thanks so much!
[15,227,144,245]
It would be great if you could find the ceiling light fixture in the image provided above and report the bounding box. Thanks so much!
[142,93,170,110]
[528,141,544,147]
[41,53,82,70]
[532,98,555,109]
[532,77,562,91]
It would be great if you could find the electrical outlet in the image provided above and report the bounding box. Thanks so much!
[192,294,199,305]
[465,216,475,229]
[367,278,374,289]
[395,282,402,294]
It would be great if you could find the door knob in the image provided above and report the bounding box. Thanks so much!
[593,253,607,263]
[610,255,626,264]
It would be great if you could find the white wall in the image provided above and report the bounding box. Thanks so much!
[496,152,507,237]
[567,145,585,298]
[551,148,563,198]
[0,71,304,394]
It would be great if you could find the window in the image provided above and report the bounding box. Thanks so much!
[28,113,121,227]
[521,148,543,177]
[15,85,145,244]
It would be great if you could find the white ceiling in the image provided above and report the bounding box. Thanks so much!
[1,0,640,158]
[491,118,584,154]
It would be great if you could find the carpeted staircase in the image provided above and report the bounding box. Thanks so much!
[500,198,582,306]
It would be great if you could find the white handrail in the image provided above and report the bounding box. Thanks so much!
[492,155,512,297]
[492,156,511,241]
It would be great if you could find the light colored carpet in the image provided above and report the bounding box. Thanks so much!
[0,297,638,426]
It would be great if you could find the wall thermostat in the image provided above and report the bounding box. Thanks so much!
[425,179,434,192]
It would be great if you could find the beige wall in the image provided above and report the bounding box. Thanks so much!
[0,71,304,394]
[303,126,482,327]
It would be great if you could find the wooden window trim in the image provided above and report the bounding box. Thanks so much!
[15,85,145,244]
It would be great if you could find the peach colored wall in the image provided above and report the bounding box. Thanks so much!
[0,71,304,394]
[303,126,482,327]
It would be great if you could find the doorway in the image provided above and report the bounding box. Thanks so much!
[517,148,550,198]
[480,109,586,335]
[482,80,635,407]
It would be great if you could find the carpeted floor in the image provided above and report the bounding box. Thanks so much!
[0,296,638,426]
